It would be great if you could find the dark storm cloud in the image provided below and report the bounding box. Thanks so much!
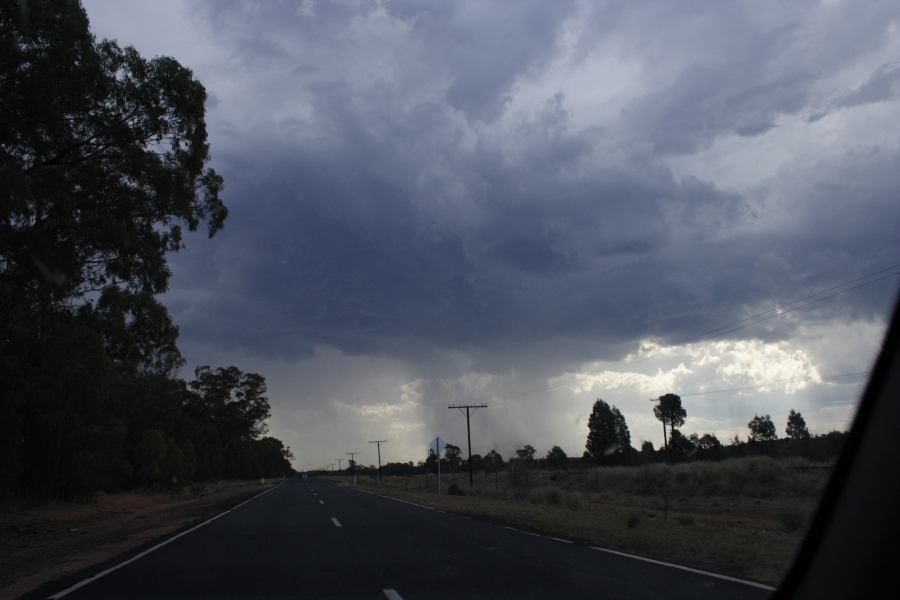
[159,0,900,368]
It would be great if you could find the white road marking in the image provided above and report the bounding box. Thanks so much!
[377,494,445,513]
[588,546,776,591]
[506,526,542,538]
[331,517,342,527]
[47,482,284,599]
[318,500,324,505]
[383,588,404,600]
[342,484,772,591]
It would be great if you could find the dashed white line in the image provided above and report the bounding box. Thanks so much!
[331,517,342,528]
[47,482,284,599]
[318,500,324,505]
[588,546,776,591]
[382,588,404,600]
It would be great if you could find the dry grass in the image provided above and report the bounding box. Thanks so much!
[333,457,827,586]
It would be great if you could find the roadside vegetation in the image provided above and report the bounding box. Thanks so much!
[335,456,829,586]
[1,2,293,503]
[323,395,844,587]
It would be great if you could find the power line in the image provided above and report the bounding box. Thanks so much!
[498,264,899,404]
[679,370,871,397]
[692,263,900,340]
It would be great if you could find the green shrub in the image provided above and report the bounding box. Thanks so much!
[626,513,641,528]
[676,515,695,526]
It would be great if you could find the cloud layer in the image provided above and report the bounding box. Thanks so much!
[83,0,900,467]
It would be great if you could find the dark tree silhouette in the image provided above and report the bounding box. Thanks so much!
[545,445,569,469]
[515,444,536,464]
[586,399,632,464]
[444,443,463,471]
[786,410,811,440]
[652,393,687,449]
[748,414,778,441]
[0,2,305,500]
[483,449,505,472]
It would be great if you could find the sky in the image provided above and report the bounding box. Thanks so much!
[82,0,900,470]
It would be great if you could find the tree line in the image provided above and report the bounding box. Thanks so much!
[575,395,846,467]
[329,394,846,479]
[1,1,292,500]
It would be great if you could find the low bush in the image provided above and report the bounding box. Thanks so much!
[447,483,466,496]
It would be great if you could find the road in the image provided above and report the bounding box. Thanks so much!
[32,476,773,599]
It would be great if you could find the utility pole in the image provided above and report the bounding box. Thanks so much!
[369,440,387,480]
[436,436,441,494]
[336,458,343,472]
[448,403,488,490]
[346,451,359,485]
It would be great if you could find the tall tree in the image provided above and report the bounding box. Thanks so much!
[586,399,632,464]
[515,444,536,464]
[611,406,632,456]
[443,443,462,471]
[187,366,271,450]
[652,393,687,449]
[0,0,226,499]
[1,0,225,323]
[748,414,777,442]
[483,449,504,472]
[786,410,811,440]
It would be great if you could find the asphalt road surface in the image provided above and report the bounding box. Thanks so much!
[33,476,774,600]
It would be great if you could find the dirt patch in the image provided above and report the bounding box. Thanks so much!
[0,481,276,600]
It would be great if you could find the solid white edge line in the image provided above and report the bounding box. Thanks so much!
[588,546,776,591]
[47,482,284,599]
[382,588,404,600]
[349,486,772,592]
[331,517,342,527]
[378,495,434,511]
[376,494,447,513]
